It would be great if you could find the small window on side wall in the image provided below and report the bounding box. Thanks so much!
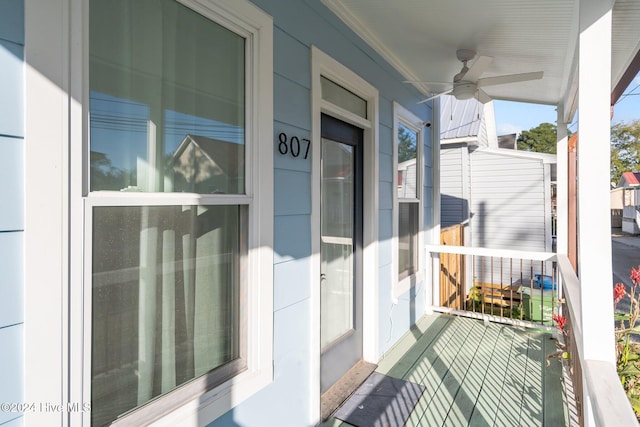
[394,103,424,294]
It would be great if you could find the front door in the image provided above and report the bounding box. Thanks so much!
[320,114,363,393]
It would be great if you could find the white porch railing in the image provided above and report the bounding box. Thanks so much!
[426,244,638,427]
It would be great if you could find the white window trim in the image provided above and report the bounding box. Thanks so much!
[310,46,379,425]
[392,102,425,300]
[69,0,273,426]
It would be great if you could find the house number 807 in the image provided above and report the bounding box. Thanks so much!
[278,132,310,159]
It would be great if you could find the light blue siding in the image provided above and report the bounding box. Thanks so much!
[274,214,311,263]
[378,209,393,241]
[0,0,24,44]
[378,229,393,267]
[0,138,24,230]
[274,257,311,311]
[0,325,23,425]
[0,40,24,138]
[0,233,23,327]
[274,74,311,129]
[274,28,310,88]
[378,122,393,156]
[208,300,311,427]
[0,415,24,427]
[274,170,312,216]
[379,152,393,183]
[379,181,394,210]
[0,2,23,426]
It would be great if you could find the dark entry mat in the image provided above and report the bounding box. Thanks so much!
[333,372,425,427]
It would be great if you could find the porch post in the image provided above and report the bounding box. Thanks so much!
[556,106,568,255]
[577,0,615,364]
[577,0,615,424]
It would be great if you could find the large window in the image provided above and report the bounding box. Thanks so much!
[394,104,423,292]
[87,0,272,424]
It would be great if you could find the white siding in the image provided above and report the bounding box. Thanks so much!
[440,145,469,227]
[470,151,548,252]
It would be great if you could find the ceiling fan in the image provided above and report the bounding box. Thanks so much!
[408,49,543,104]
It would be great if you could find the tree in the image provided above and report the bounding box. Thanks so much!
[90,151,126,190]
[398,126,417,162]
[611,120,640,184]
[517,122,559,154]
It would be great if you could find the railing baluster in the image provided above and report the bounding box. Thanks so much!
[481,255,485,315]
[520,258,524,320]
[499,257,504,318]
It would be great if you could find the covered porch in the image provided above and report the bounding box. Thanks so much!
[322,0,640,424]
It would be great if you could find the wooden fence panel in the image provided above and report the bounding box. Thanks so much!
[440,224,465,309]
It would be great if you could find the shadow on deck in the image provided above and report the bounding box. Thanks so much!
[322,313,570,427]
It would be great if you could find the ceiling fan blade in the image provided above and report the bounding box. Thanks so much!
[477,88,492,104]
[462,56,493,82]
[477,71,544,88]
[403,80,451,85]
[417,88,453,104]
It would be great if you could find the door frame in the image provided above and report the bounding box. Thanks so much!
[310,46,379,423]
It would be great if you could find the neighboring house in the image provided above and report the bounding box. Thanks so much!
[2,0,639,426]
[440,96,556,288]
[611,186,624,228]
[168,134,245,194]
[617,171,640,188]
[616,172,640,234]
[440,96,557,253]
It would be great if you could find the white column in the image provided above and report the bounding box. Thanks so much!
[556,106,568,255]
[577,0,615,363]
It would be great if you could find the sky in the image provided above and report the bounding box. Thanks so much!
[493,72,640,137]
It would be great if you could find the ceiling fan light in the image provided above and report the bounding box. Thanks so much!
[453,82,476,100]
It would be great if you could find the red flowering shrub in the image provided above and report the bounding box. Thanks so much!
[552,314,566,333]
[615,266,640,419]
[615,282,627,305]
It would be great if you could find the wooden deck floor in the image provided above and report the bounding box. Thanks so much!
[323,314,569,427]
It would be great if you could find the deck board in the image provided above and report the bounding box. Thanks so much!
[416,319,488,426]
[325,313,569,427]
[443,320,501,426]
[493,329,531,427]
[543,334,568,426]
[404,316,472,425]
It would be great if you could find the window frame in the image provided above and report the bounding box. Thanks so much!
[75,0,274,425]
[392,102,424,299]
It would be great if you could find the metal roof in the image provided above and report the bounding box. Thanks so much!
[439,95,483,140]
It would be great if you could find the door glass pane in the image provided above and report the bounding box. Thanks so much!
[397,123,418,199]
[91,205,245,426]
[399,202,418,278]
[321,139,354,348]
[89,0,245,193]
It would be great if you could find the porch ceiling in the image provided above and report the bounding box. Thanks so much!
[322,0,640,109]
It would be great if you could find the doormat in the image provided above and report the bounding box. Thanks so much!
[333,372,425,427]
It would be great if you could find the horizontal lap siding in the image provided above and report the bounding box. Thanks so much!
[470,152,547,252]
[441,147,468,227]
[0,1,24,426]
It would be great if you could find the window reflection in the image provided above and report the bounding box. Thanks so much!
[89,0,245,194]
[397,124,418,199]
